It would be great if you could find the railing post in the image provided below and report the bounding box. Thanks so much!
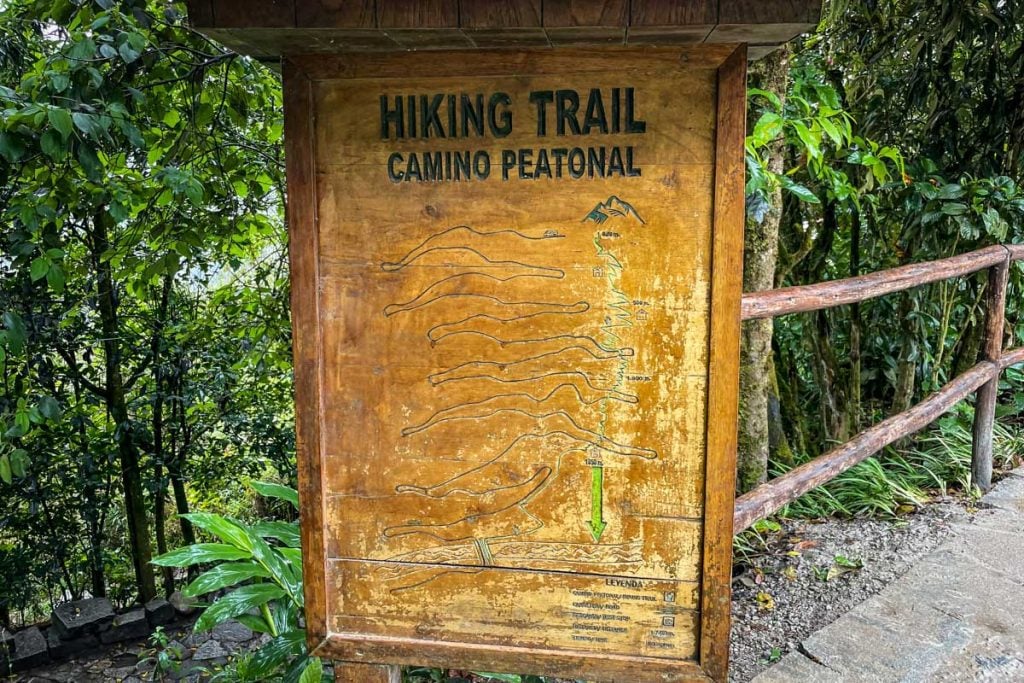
[971,250,1011,492]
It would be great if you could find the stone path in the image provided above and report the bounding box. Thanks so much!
[754,467,1024,682]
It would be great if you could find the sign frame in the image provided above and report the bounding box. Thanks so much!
[284,45,746,683]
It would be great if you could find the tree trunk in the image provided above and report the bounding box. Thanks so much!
[151,274,175,595]
[90,211,157,603]
[891,292,917,414]
[738,46,791,492]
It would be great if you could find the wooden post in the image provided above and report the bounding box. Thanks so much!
[971,251,1011,492]
[334,662,401,683]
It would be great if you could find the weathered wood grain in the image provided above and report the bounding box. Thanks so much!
[282,60,329,651]
[700,44,746,682]
[284,47,743,681]
[296,0,375,29]
[543,0,628,27]
[334,662,401,682]
[741,245,1010,321]
[184,0,821,56]
[377,0,458,29]
[734,361,999,532]
[972,254,1010,491]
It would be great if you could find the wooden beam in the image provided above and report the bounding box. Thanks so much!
[972,254,1011,491]
[741,245,1009,321]
[734,361,998,532]
[700,44,747,683]
[334,662,401,683]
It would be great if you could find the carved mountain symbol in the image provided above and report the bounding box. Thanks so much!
[583,196,646,225]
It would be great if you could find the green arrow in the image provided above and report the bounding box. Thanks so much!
[589,466,607,541]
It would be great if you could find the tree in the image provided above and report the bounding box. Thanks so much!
[0,0,288,604]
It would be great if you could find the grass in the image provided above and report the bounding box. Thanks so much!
[735,408,1024,561]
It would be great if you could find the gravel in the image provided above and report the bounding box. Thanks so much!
[728,500,969,682]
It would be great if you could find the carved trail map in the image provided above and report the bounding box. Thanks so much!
[306,60,720,665]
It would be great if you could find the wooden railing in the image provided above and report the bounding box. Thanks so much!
[734,244,1024,533]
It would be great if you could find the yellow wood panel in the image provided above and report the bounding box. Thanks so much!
[297,48,734,678]
[327,559,700,660]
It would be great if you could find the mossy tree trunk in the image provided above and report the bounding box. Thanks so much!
[738,46,791,492]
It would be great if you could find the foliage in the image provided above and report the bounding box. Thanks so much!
[0,0,292,612]
[152,482,323,682]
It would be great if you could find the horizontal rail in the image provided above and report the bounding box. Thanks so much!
[741,244,1013,321]
[734,346,1024,533]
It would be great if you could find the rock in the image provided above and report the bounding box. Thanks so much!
[168,591,197,617]
[51,598,115,639]
[191,638,228,662]
[145,597,176,627]
[104,665,137,679]
[182,631,209,648]
[211,619,253,643]
[99,608,150,645]
[44,626,99,661]
[8,626,50,671]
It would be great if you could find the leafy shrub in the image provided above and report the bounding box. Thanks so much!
[152,482,324,682]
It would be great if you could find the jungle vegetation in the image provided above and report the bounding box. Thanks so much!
[0,2,1022,677]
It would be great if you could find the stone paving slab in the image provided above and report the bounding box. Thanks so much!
[753,468,1024,683]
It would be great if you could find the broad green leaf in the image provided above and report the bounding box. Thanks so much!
[478,675,522,682]
[251,521,301,548]
[9,449,28,478]
[151,543,251,567]
[247,630,306,680]
[234,613,275,635]
[3,311,26,354]
[37,396,61,420]
[0,455,11,485]
[163,110,181,127]
[194,583,285,632]
[72,112,98,137]
[181,512,253,551]
[298,657,322,683]
[40,130,65,160]
[48,108,73,140]
[30,258,50,282]
[0,132,25,163]
[250,481,299,509]
[184,562,271,598]
[783,182,821,204]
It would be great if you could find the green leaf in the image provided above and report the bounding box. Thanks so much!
[48,108,74,140]
[194,583,286,633]
[151,543,251,567]
[184,562,271,598]
[37,396,61,420]
[72,112,98,138]
[40,130,65,160]
[298,657,322,683]
[163,110,180,127]
[9,449,28,478]
[46,264,65,293]
[0,455,11,485]
[941,202,968,216]
[251,521,301,548]
[247,630,306,679]
[477,675,522,683]
[234,613,275,635]
[3,311,27,354]
[0,132,25,163]
[181,512,253,551]
[783,182,821,204]
[250,481,299,509]
[30,258,50,282]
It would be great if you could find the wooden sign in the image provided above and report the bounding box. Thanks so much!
[286,46,745,682]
